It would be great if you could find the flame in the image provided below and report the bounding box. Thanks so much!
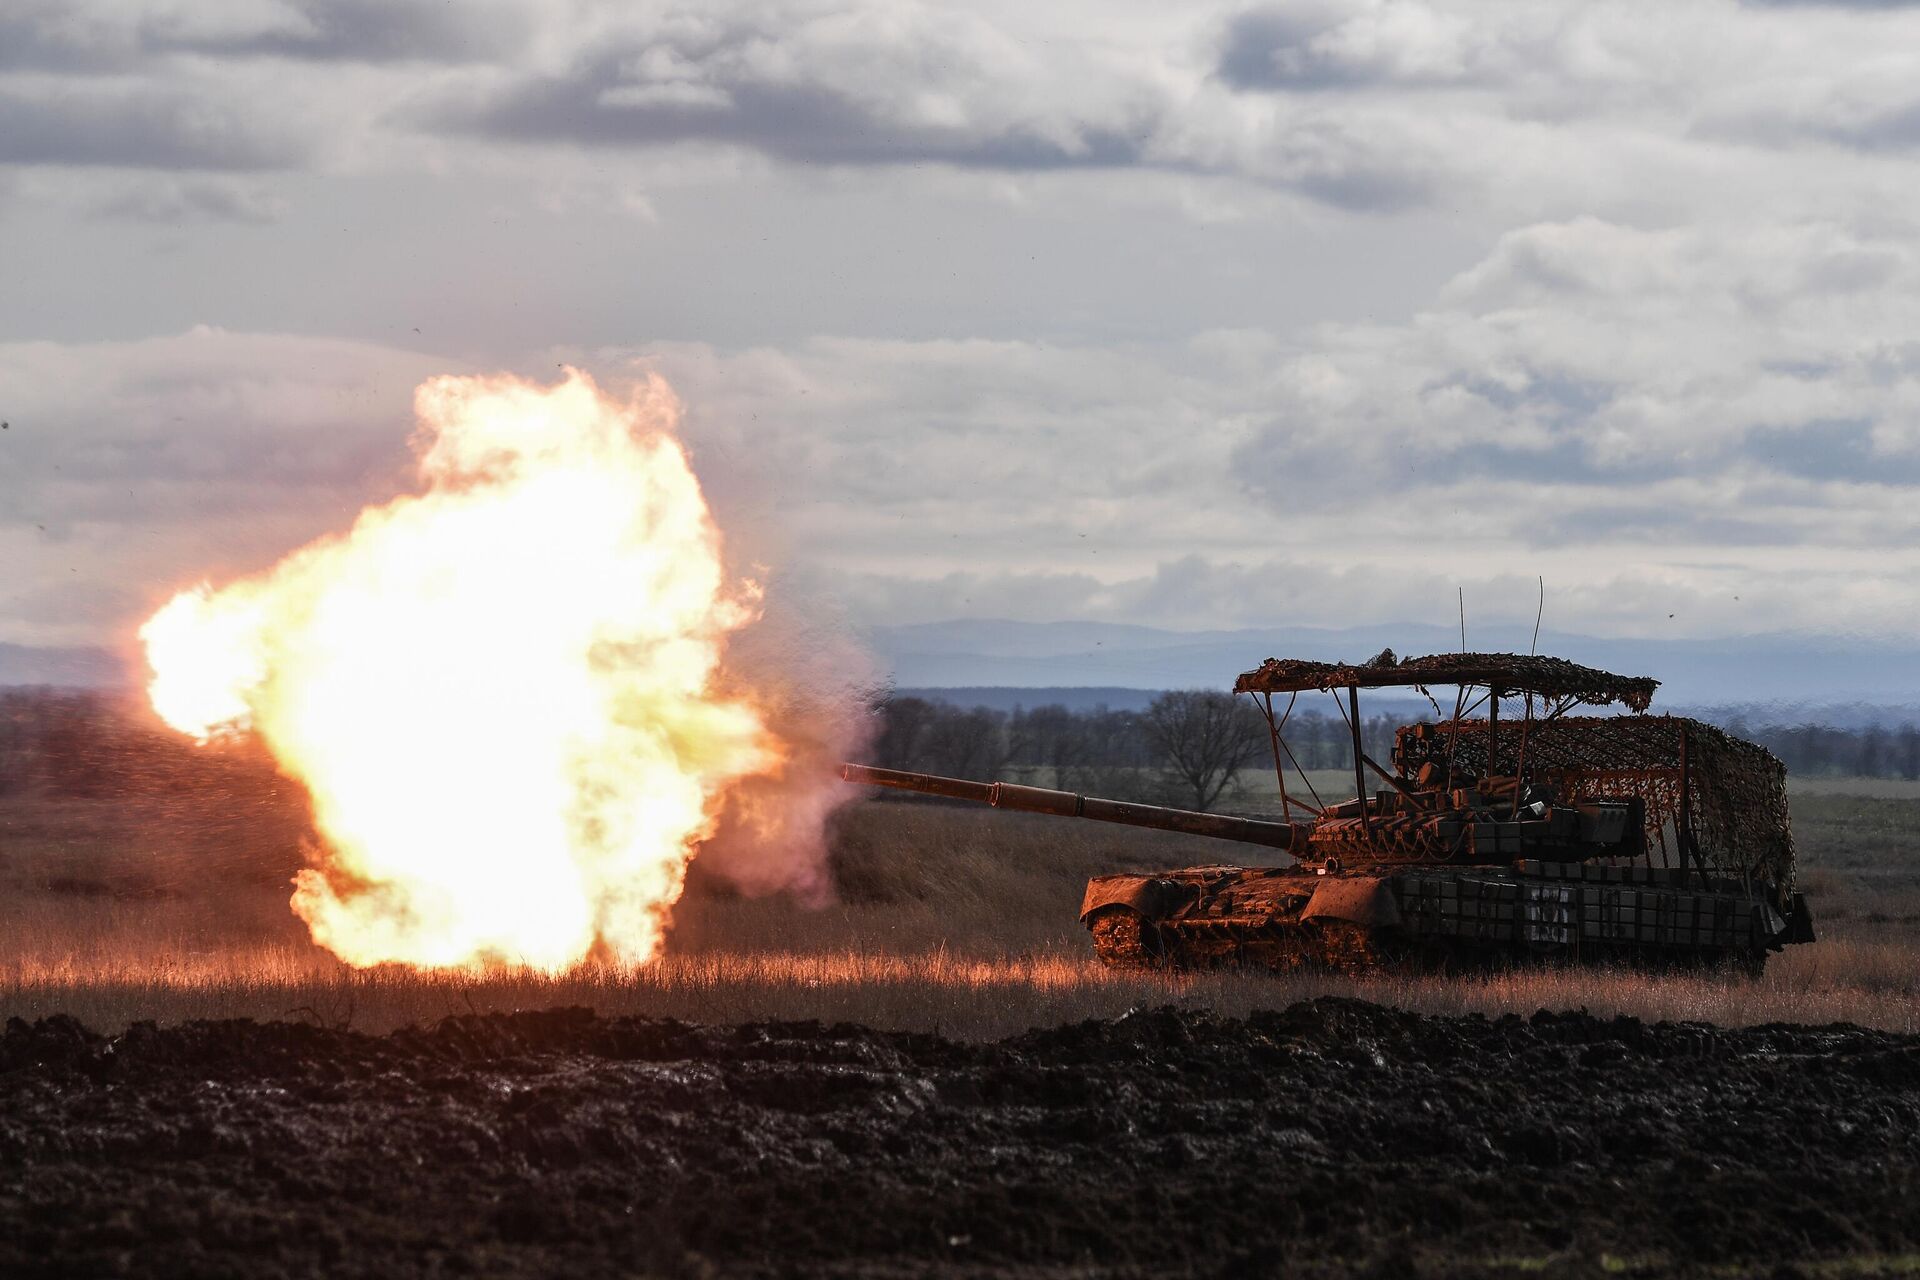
[140,369,784,971]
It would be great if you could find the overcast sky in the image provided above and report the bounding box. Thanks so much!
[6,0,1920,653]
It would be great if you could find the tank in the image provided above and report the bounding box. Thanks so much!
[845,650,1817,975]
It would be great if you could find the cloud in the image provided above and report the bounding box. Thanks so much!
[89,176,286,223]
[433,6,1168,172]
[5,0,1920,214]
[556,231,1920,639]
[1218,1,1496,91]
[14,284,1920,650]
[0,1,521,186]
[142,0,534,64]
[1740,0,1920,8]
[656,222,1920,631]
[820,551,1918,647]
[418,3,1459,210]
[1233,218,1920,555]
[12,4,1920,650]
[1211,0,1920,186]
[0,0,533,70]
[0,328,442,522]
[0,3,136,73]
[17,0,1920,218]
[0,328,451,645]
[0,84,307,170]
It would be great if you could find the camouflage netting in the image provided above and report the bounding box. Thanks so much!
[1394,715,1795,897]
[1236,651,1659,712]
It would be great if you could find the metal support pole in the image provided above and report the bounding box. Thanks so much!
[1263,692,1291,822]
[1678,723,1697,884]
[1349,685,1373,846]
[1509,693,1535,819]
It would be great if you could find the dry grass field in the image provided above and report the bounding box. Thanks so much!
[4,764,1917,1037]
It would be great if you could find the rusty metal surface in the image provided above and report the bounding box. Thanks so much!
[1394,715,1795,895]
[1076,862,1787,972]
[844,647,1808,976]
[1301,876,1403,927]
[1234,651,1659,711]
[844,763,1301,850]
[1079,874,1203,922]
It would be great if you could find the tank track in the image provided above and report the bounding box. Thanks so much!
[1088,909,1163,969]
[1086,909,1399,974]
[1085,906,1770,976]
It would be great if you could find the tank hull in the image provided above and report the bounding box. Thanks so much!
[1081,860,1797,974]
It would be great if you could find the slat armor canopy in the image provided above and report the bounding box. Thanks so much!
[1234,651,1659,713]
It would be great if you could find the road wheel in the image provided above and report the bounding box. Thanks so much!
[1088,908,1166,969]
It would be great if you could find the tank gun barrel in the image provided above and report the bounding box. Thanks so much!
[841,763,1299,852]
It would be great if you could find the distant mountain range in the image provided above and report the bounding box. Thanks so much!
[870,620,1920,727]
[0,642,128,689]
[11,621,1920,727]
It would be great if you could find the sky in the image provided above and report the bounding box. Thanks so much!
[6,0,1920,653]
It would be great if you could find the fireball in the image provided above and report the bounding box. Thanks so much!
[141,369,783,971]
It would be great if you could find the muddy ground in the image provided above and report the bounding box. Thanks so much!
[3,998,1917,1279]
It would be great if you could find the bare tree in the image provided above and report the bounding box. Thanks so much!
[1139,690,1269,811]
[922,705,1017,779]
[1011,704,1090,789]
[873,696,939,770]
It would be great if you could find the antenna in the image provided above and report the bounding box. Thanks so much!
[1457,587,1466,653]
[1530,576,1544,656]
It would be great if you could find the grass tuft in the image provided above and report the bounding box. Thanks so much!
[4,780,1918,1037]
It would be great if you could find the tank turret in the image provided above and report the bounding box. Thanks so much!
[844,651,1815,974]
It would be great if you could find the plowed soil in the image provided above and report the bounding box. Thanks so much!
[4,998,1917,1279]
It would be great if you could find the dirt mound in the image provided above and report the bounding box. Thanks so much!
[4,998,1918,1278]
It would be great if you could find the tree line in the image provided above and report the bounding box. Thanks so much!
[6,687,1920,814]
[873,696,1920,801]
[0,689,283,800]
[873,693,1403,810]
[1725,717,1920,781]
